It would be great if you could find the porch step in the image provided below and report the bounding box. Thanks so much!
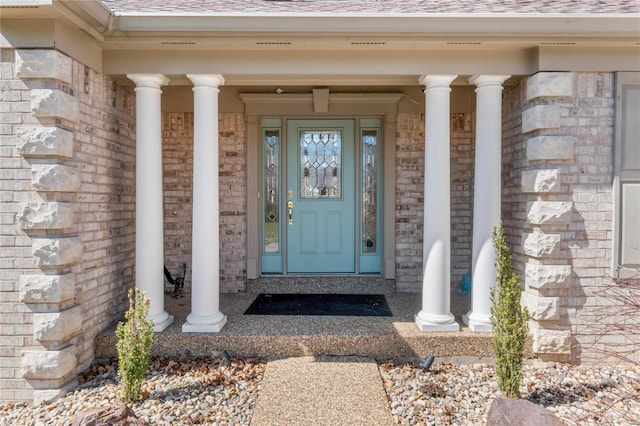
[94,289,499,361]
[247,275,396,294]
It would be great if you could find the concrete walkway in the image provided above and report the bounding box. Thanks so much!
[251,356,394,426]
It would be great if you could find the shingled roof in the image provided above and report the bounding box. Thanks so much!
[99,0,640,15]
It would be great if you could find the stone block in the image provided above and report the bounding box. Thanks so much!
[16,126,74,158]
[31,164,81,192]
[533,329,572,355]
[31,89,79,123]
[20,274,76,304]
[523,230,561,259]
[526,136,575,161]
[33,306,82,345]
[487,397,565,426]
[22,346,77,380]
[16,50,72,83]
[32,237,83,267]
[19,202,74,230]
[525,264,572,290]
[526,72,574,100]
[33,388,68,406]
[521,292,560,321]
[72,404,147,426]
[521,169,561,193]
[527,201,573,226]
[522,105,561,133]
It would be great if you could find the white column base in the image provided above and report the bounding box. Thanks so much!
[150,312,174,332]
[415,311,460,332]
[182,312,227,333]
[462,312,493,332]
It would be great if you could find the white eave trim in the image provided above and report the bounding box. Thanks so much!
[68,1,640,39]
[0,0,51,6]
[112,14,640,37]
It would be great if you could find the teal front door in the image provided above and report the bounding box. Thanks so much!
[286,120,356,273]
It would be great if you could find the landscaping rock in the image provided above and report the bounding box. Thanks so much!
[72,404,147,426]
[487,397,565,426]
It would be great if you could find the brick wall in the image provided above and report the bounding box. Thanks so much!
[162,112,247,294]
[501,81,528,272]
[450,113,475,292]
[394,112,475,297]
[162,112,194,291]
[394,113,425,292]
[0,48,136,403]
[512,72,619,362]
[565,73,617,363]
[73,62,137,374]
[0,48,39,402]
[218,114,247,291]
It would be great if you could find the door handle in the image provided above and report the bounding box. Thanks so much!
[287,200,293,225]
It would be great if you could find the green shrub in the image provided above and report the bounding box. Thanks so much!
[491,222,529,398]
[116,288,155,403]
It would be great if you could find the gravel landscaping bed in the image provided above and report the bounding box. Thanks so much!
[379,361,640,425]
[1,356,638,425]
[0,355,266,426]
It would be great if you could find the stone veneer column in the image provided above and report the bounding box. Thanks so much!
[464,75,510,332]
[415,75,460,332]
[182,74,227,332]
[15,49,82,404]
[521,72,575,361]
[127,74,174,332]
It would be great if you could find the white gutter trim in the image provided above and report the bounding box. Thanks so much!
[58,0,112,31]
[0,0,52,5]
[112,12,638,19]
[67,1,640,39]
[110,14,640,37]
[75,0,111,26]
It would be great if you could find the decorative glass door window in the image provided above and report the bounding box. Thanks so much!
[263,129,280,253]
[299,130,342,198]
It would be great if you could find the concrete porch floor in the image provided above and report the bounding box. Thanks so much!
[94,277,497,361]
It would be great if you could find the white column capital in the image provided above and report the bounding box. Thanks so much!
[468,75,511,89]
[418,74,458,89]
[127,74,169,90]
[187,74,225,89]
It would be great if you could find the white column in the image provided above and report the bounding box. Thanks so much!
[464,75,510,332]
[128,74,173,332]
[182,74,227,332]
[415,75,459,332]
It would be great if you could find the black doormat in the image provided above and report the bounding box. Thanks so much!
[244,293,393,316]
